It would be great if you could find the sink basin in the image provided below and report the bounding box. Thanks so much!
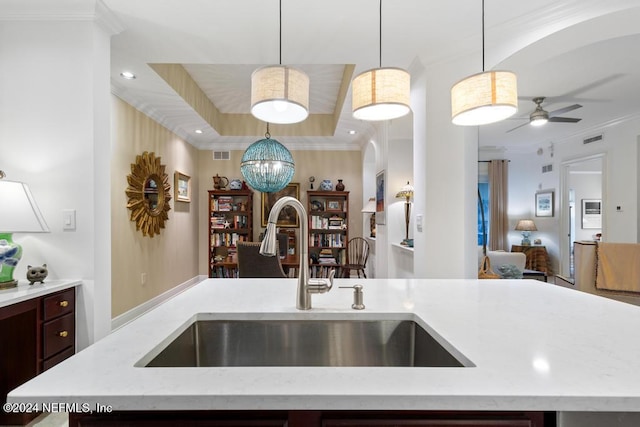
[142,317,471,368]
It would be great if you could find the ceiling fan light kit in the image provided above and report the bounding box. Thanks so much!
[251,65,310,124]
[250,0,310,125]
[352,0,411,121]
[506,96,582,132]
[451,70,518,126]
[451,0,518,126]
[529,112,548,126]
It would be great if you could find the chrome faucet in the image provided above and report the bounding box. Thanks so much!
[260,196,335,310]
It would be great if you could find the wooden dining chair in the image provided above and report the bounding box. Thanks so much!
[237,241,287,278]
[341,237,370,278]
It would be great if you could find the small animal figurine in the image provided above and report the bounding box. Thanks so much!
[27,264,48,285]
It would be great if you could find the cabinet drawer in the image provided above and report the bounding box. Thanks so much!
[43,313,75,359]
[43,288,75,321]
[43,346,75,371]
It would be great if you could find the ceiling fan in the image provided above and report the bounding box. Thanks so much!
[506,97,582,133]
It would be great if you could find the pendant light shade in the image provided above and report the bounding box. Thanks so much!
[240,129,295,193]
[352,67,411,121]
[251,65,310,124]
[450,0,518,126]
[351,0,411,121]
[249,0,310,124]
[451,70,518,126]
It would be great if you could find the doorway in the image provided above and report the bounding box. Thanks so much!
[560,154,605,278]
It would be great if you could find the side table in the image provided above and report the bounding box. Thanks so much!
[512,245,552,275]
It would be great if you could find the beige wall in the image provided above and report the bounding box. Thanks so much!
[111,94,363,312]
[111,96,200,317]
[198,150,363,275]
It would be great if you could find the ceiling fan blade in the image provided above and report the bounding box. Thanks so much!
[549,104,582,117]
[506,121,530,133]
[548,117,582,123]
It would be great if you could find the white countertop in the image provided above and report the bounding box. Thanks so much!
[0,279,81,308]
[8,278,640,412]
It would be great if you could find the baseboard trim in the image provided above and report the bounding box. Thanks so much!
[111,275,207,331]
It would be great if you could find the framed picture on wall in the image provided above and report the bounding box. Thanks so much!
[261,183,300,227]
[376,170,386,224]
[582,199,602,229]
[535,190,554,217]
[174,171,191,202]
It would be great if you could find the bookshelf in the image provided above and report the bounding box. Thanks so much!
[208,190,253,277]
[307,191,349,277]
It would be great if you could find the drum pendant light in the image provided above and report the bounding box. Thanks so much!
[451,0,518,126]
[352,0,411,121]
[240,123,295,193]
[250,0,309,124]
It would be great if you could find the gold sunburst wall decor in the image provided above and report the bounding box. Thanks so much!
[125,151,171,237]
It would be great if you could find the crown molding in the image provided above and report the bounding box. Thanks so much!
[0,0,124,34]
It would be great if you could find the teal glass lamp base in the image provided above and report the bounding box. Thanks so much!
[520,231,532,246]
[0,233,22,289]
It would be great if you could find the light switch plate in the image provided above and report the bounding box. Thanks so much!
[416,214,423,232]
[63,209,76,231]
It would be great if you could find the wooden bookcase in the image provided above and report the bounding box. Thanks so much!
[307,191,349,277]
[208,190,253,278]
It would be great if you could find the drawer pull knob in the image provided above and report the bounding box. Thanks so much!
[58,331,69,338]
[59,301,69,307]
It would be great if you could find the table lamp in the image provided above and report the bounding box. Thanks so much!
[361,197,376,238]
[395,181,414,245]
[0,171,50,289]
[515,219,537,246]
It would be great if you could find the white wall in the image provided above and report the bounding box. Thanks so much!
[504,116,640,276]
[0,4,119,348]
[412,56,478,279]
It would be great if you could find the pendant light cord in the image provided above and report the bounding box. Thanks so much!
[379,0,382,68]
[279,0,282,65]
[481,0,485,72]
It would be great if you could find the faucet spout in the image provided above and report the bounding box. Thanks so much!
[259,196,334,309]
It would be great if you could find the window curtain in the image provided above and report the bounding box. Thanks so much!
[488,160,509,251]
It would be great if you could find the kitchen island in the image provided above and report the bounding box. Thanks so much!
[8,278,640,426]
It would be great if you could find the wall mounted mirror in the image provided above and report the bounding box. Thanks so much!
[126,151,171,237]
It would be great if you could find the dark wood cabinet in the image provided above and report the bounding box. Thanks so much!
[1,287,76,425]
[69,410,550,427]
[511,245,551,274]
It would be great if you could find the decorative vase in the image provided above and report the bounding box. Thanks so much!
[335,179,345,191]
[320,179,333,191]
[229,179,242,190]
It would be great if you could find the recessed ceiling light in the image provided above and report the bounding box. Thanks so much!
[120,71,136,80]
[195,129,203,134]
[348,130,357,135]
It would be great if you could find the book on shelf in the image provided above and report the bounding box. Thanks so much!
[233,214,247,229]
[310,233,344,248]
[217,196,234,211]
[210,233,247,247]
[210,214,227,228]
[328,215,344,229]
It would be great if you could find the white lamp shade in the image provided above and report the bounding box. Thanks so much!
[395,182,414,199]
[352,67,411,121]
[0,180,49,233]
[251,65,309,124]
[515,219,537,232]
[361,197,376,213]
[451,70,518,126]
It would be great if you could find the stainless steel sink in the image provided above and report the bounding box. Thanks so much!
[142,318,471,368]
